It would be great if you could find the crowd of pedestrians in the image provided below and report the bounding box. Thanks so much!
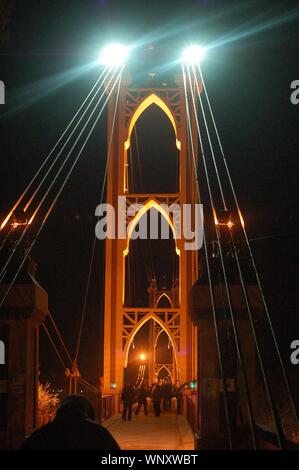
[19,380,190,449]
[121,379,189,420]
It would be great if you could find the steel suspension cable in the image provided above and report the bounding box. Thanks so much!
[192,65,287,447]
[0,67,123,310]
[74,73,122,363]
[43,324,98,393]
[42,323,67,371]
[187,65,257,449]
[78,377,99,394]
[27,68,117,222]
[191,72,226,211]
[48,311,73,365]
[24,68,111,213]
[230,227,287,447]
[197,64,298,424]
[182,65,233,449]
[0,67,109,232]
[0,68,118,282]
[217,271,236,376]
[190,68,222,213]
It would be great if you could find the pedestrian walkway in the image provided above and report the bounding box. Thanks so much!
[102,402,195,450]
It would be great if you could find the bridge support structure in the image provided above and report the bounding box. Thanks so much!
[0,260,48,449]
[192,283,263,449]
[102,76,200,395]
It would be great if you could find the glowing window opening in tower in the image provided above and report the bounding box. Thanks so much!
[123,93,181,193]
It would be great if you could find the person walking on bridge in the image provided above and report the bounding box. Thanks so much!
[121,383,134,421]
[135,383,148,415]
[151,383,162,417]
[162,380,172,410]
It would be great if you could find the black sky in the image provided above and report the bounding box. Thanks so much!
[0,0,299,390]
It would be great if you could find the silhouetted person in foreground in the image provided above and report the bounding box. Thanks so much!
[121,383,134,421]
[20,395,120,450]
[135,384,148,415]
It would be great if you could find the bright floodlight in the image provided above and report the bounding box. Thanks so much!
[98,43,129,66]
[139,353,146,361]
[181,45,206,65]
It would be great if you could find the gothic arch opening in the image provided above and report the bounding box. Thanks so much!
[127,103,180,194]
[125,320,151,386]
[155,330,173,364]
[156,366,172,383]
[124,315,177,386]
[124,207,179,307]
[156,293,173,308]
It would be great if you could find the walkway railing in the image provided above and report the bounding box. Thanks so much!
[100,394,117,422]
[186,394,199,434]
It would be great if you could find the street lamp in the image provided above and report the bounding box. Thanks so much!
[98,43,129,66]
[139,353,146,362]
[181,45,206,65]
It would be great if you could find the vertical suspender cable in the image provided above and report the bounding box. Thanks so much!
[0,68,118,282]
[24,68,111,213]
[75,73,122,363]
[187,66,257,449]
[182,65,233,449]
[193,66,288,447]
[0,68,123,310]
[0,67,109,231]
[193,69,286,445]
[230,227,287,447]
[197,64,298,424]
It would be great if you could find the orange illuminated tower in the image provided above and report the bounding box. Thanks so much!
[102,73,200,394]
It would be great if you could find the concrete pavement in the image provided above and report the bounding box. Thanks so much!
[102,402,195,450]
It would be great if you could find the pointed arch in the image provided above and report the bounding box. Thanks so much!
[124,93,181,151]
[154,327,166,346]
[155,325,175,349]
[123,199,181,257]
[156,365,173,381]
[124,312,177,369]
[156,293,173,308]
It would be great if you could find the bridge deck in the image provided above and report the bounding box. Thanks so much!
[102,404,195,450]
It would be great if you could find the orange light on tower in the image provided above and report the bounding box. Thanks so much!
[139,353,146,362]
[215,209,234,229]
[11,209,29,228]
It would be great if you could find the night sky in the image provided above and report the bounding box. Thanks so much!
[0,0,299,392]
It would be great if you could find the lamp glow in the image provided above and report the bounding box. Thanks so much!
[139,353,146,361]
[181,45,206,65]
[98,43,129,66]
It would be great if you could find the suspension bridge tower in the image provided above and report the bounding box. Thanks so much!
[102,71,200,394]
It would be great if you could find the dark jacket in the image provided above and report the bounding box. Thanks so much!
[137,387,147,403]
[20,416,120,450]
[121,385,134,403]
[152,385,162,401]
